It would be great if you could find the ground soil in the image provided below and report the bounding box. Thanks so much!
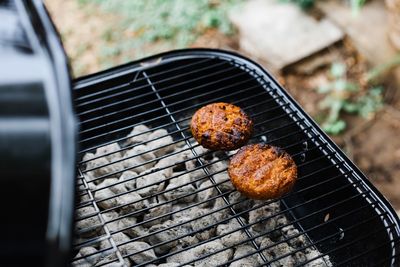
[45,0,400,210]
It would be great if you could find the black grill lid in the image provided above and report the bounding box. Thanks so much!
[0,0,77,266]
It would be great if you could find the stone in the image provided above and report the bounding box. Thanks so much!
[230,0,344,70]
[317,0,398,66]
[119,171,137,191]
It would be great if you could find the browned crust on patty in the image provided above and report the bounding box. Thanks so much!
[228,143,297,200]
[190,102,253,151]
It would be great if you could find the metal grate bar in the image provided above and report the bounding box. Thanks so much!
[77,170,126,266]
[87,127,317,219]
[142,71,271,264]
[73,153,360,264]
[78,82,276,143]
[78,104,289,168]
[79,95,288,170]
[128,192,374,267]
[75,58,213,100]
[79,112,306,186]
[206,205,384,267]
[86,139,321,210]
[79,69,253,124]
[72,54,400,266]
[78,85,270,153]
[75,145,346,231]
[78,81,269,147]
[296,223,398,267]
[76,60,230,108]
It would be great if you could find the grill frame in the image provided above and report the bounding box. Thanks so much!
[72,49,400,266]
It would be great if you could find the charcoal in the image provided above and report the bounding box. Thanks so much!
[282,225,308,249]
[124,241,157,264]
[164,172,196,203]
[147,220,191,255]
[190,209,218,241]
[206,157,227,174]
[143,196,172,227]
[126,124,151,145]
[117,216,148,238]
[122,145,156,174]
[212,171,234,192]
[75,206,101,238]
[171,204,199,222]
[216,218,248,247]
[196,180,217,208]
[147,129,175,157]
[94,187,149,214]
[136,169,166,197]
[97,178,127,195]
[230,245,262,267]
[94,188,119,210]
[119,171,137,191]
[304,248,331,267]
[84,155,122,183]
[249,201,280,233]
[191,169,207,188]
[167,240,232,266]
[103,211,119,233]
[228,191,253,213]
[261,238,296,267]
[96,253,131,267]
[96,143,123,161]
[118,191,150,215]
[153,155,176,178]
[75,125,333,267]
[72,246,102,267]
[212,197,230,221]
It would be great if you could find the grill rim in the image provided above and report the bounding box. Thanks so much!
[72,48,400,266]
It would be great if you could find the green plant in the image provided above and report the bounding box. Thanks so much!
[77,0,241,69]
[280,0,316,9]
[317,63,383,135]
[350,0,366,15]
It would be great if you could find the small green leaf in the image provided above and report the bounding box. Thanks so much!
[330,63,346,78]
[322,120,346,135]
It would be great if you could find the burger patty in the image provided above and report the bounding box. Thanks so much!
[190,102,253,151]
[228,143,297,200]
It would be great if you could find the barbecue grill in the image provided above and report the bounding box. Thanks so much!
[2,1,400,266]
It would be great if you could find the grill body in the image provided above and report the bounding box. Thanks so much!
[73,49,400,266]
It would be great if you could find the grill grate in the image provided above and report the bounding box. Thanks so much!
[71,50,400,267]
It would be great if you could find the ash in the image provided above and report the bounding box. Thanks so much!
[72,125,333,267]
